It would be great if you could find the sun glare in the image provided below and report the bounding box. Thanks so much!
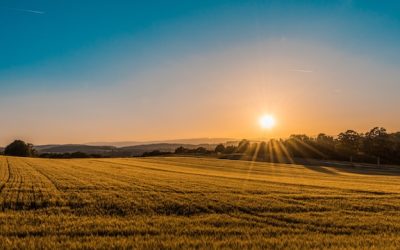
[259,114,276,129]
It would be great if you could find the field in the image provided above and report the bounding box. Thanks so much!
[0,156,400,249]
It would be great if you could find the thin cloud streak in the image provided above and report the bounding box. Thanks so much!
[292,69,313,73]
[4,7,45,15]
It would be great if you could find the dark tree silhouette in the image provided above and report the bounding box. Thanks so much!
[142,150,172,157]
[224,146,237,154]
[175,146,187,154]
[257,142,268,161]
[4,140,35,157]
[206,127,400,164]
[172,127,400,165]
[315,133,336,159]
[214,144,226,153]
[363,127,389,165]
[285,134,314,158]
[195,147,208,154]
[336,130,361,162]
[247,143,258,158]
[237,139,250,153]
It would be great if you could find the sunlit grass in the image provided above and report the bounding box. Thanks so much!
[0,156,400,249]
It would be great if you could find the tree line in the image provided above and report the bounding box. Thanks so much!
[212,127,400,165]
[141,146,213,157]
[2,127,399,165]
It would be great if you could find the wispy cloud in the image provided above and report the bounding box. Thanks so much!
[4,7,45,15]
[291,69,313,73]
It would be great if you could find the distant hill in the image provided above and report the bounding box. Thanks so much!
[119,143,216,156]
[34,144,117,154]
[86,138,234,147]
[34,143,218,157]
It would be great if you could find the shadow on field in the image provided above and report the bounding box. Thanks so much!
[298,158,400,176]
[329,164,400,176]
[302,165,339,175]
[222,155,400,176]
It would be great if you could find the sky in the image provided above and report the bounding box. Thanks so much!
[0,0,399,145]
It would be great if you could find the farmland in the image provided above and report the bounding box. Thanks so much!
[0,156,400,249]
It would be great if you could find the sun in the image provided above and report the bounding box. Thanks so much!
[259,114,276,129]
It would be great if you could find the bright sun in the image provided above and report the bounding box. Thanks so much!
[259,114,276,129]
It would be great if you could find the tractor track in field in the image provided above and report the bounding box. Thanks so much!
[25,161,62,193]
[24,161,66,207]
[0,158,65,209]
[0,158,11,194]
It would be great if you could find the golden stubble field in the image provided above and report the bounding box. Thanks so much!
[0,156,400,249]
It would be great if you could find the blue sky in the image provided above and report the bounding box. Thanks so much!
[1,0,399,90]
[0,0,399,144]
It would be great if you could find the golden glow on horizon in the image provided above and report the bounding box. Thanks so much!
[2,39,399,146]
[259,114,276,130]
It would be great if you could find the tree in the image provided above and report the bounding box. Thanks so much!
[336,130,361,162]
[195,147,208,154]
[214,144,226,153]
[237,139,250,153]
[316,133,334,145]
[4,140,35,157]
[390,132,400,163]
[315,133,335,158]
[246,143,258,157]
[285,134,314,158]
[224,145,237,154]
[290,134,312,142]
[257,141,268,161]
[175,146,187,154]
[363,127,390,165]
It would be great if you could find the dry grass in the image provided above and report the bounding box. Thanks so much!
[0,156,400,249]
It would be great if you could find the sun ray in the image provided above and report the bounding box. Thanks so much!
[277,140,295,164]
[291,138,327,159]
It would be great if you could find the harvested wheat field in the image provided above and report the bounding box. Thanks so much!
[0,156,400,249]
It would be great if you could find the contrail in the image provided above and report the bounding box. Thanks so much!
[3,7,45,14]
[292,69,313,73]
